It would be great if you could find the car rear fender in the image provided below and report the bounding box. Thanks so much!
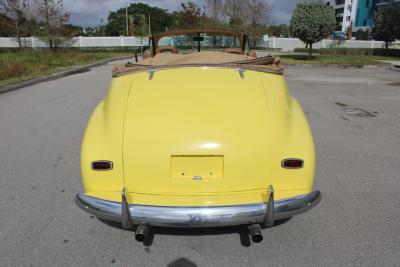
[260,75,315,192]
[81,76,133,194]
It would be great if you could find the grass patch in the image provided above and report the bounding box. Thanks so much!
[280,54,397,65]
[0,49,134,86]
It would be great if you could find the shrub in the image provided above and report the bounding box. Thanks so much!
[294,48,320,54]
[0,47,142,54]
[372,48,400,57]
[0,63,30,80]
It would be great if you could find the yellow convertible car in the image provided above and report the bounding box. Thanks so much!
[75,29,321,243]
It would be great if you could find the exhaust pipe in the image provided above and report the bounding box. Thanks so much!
[248,224,263,243]
[135,225,150,242]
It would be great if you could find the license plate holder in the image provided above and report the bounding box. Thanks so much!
[171,155,224,179]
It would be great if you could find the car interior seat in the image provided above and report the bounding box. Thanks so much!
[155,46,179,55]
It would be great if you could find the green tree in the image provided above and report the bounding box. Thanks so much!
[64,24,82,37]
[33,0,71,49]
[245,0,271,47]
[0,13,14,36]
[204,0,223,20]
[0,0,30,46]
[79,27,95,36]
[198,15,229,29]
[203,0,230,29]
[137,14,147,53]
[289,0,336,59]
[105,3,172,36]
[173,1,202,30]
[355,29,369,40]
[223,0,245,32]
[173,1,228,30]
[371,5,400,49]
[278,24,290,37]
[267,24,290,37]
[137,14,147,37]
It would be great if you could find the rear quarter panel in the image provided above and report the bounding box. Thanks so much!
[81,76,132,201]
[259,73,315,194]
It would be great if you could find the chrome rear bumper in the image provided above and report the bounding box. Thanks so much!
[75,190,321,228]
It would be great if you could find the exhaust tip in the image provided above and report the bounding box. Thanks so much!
[248,224,263,243]
[135,225,150,242]
[135,233,146,242]
[252,233,263,243]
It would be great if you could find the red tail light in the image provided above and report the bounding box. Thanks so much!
[91,161,113,170]
[282,159,304,169]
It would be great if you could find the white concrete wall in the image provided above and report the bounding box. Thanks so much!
[0,37,32,47]
[258,37,390,51]
[0,36,149,48]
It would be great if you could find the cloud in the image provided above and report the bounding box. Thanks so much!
[64,0,299,27]
[270,0,300,24]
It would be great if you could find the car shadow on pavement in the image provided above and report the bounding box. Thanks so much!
[97,217,291,247]
[167,257,197,267]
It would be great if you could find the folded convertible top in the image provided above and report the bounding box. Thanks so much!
[112,51,284,77]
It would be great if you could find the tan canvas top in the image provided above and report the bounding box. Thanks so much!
[113,51,283,77]
[140,51,254,65]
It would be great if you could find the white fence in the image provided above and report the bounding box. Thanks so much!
[0,36,149,48]
[0,36,397,51]
[261,38,388,51]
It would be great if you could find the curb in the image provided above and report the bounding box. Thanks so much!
[0,55,133,94]
[390,66,400,72]
[283,63,389,69]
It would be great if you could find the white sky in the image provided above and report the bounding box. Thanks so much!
[64,0,300,27]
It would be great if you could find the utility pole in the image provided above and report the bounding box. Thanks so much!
[125,0,129,36]
[100,18,105,36]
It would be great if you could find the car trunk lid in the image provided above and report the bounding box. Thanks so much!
[122,68,273,195]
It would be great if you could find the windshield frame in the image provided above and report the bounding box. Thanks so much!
[150,29,248,55]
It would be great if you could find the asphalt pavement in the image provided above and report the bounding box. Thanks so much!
[0,61,399,266]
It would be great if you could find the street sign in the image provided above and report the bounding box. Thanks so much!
[263,34,269,42]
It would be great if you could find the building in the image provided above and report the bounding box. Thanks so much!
[326,0,400,35]
[354,0,373,30]
[355,0,400,30]
[326,0,358,33]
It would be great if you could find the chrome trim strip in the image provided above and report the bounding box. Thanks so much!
[75,191,321,228]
